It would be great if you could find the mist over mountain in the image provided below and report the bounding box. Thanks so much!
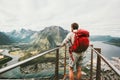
[5,28,37,43]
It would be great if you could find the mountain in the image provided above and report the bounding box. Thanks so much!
[90,35,113,41]
[4,27,116,44]
[0,32,13,45]
[6,28,37,43]
[3,26,120,48]
[30,26,68,51]
[90,35,120,47]
[19,26,68,63]
[105,37,120,47]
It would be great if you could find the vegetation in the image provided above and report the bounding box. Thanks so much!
[20,52,56,67]
[0,55,12,67]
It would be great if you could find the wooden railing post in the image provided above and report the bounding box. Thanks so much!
[64,45,67,75]
[95,48,101,80]
[90,45,93,80]
[63,45,67,79]
[54,49,59,80]
[90,46,120,79]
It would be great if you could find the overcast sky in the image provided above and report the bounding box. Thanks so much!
[0,0,120,37]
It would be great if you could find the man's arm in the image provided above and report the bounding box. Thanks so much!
[61,32,71,47]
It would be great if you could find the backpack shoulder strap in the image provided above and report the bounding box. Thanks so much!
[69,31,77,45]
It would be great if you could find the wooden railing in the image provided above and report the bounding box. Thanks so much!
[0,47,61,80]
[89,45,120,80]
[62,45,120,80]
[0,45,120,80]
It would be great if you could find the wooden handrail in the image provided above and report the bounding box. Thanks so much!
[0,47,61,75]
[90,45,93,80]
[95,48,101,80]
[0,45,120,79]
[62,45,120,80]
[90,46,120,77]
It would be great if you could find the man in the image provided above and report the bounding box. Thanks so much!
[61,23,85,80]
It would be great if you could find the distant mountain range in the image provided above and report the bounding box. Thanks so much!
[0,26,120,47]
[90,35,113,41]
[104,37,120,47]
[5,28,37,43]
[90,35,120,47]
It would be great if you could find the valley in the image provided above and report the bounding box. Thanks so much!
[0,26,120,79]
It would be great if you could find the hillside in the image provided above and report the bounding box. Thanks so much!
[29,26,68,51]
[0,32,13,45]
[105,37,120,47]
[19,26,68,65]
[2,26,68,61]
[90,35,120,47]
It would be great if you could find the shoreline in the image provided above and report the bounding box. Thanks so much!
[0,49,12,67]
[103,42,120,47]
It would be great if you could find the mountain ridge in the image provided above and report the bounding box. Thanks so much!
[1,26,120,47]
[5,28,37,43]
[30,26,68,51]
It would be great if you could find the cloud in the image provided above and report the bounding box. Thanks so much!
[0,0,120,36]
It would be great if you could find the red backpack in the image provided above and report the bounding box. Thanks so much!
[69,29,89,61]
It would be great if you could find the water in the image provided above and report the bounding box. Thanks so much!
[0,41,120,78]
[91,41,120,59]
[1,49,19,65]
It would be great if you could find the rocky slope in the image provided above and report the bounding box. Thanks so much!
[29,26,68,51]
